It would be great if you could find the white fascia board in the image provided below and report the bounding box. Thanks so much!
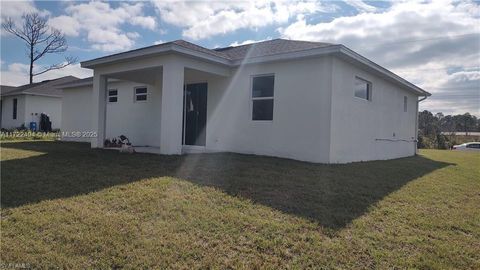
[81,44,230,69]
[59,78,124,89]
[230,45,341,66]
[337,46,431,97]
[81,44,174,68]
[23,92,62,98]
[1,92,61,98]
[170,45,231,66]
[80,42,429,97]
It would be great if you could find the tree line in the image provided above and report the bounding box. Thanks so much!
[418,110,480,149]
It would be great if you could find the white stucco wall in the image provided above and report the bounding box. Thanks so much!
[104,81,162,147]
[24,95,62,130]
[1,95,26,129]
[204,56,333,163]
[61,81,162,145]
[61,86,93,142]
[1,94,62,130]
[62,53,421,163]
[329,57,418,163]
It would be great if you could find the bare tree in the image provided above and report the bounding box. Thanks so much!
[2,13,77,84]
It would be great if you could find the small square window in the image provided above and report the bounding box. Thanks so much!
[354,77,371,101]
[134,87,147,102]
[108,89,118,103]
[252,75,274,121]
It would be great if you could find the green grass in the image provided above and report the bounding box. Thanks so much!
[1,142,479,269]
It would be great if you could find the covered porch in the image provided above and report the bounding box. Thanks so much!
[90,54,230,155]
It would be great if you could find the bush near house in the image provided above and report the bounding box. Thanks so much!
[1,142,479,269]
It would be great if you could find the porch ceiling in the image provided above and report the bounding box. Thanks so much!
[107,66,162,85]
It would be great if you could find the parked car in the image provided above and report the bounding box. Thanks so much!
[452,142,480,151]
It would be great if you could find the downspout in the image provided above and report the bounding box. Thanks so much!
[415,95,428,155]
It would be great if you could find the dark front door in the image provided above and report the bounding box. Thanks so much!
[183,83,207,146]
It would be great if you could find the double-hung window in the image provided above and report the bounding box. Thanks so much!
[251,75,274,121]
[108,89,118,103]
[134,87,147,102]
[354,77,372,101]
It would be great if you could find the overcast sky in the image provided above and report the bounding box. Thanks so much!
[1,0,479,116]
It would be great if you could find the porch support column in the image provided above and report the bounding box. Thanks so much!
[160,61,184,154]
[91,72,107,148]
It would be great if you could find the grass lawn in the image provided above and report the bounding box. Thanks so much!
[1,142,479,269]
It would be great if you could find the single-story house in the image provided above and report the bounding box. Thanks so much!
[59,39,430,163]
[1,76,78,130]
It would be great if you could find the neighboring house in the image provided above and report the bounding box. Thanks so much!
[1,76,78,130]
[59,39,430,163]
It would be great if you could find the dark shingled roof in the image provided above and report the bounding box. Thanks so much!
[213,39,334,60]
[172,40,229,59]
[0,85,16,95]
[82,38,334,67]
[0,76,79,97]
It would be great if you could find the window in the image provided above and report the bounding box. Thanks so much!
[404,96,408,112]
[466,143,480,149]
[12,98,17,119]
[252,75,274,121]
[108,89,118,103]
[354,77,371,100]
[134,87,147,102]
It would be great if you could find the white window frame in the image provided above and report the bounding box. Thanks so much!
[134,86,148,102]
[107,89,118,103]
[403,96,408,112]
[250,74,275,122]
[354,76,372,101]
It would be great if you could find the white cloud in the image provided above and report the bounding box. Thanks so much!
[279,0,480,115]
[48,15,81,36]
[154,40,165,45]
[131,16,156,30]
[0,0,50,35]
[47,1,156,52]
[0,63,92,86]
[344,0,377,12]
[151,0,332,40]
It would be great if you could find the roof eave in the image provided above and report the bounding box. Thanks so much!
[230,45,340,66]
[81,44,231,69]
[80,42,429,98]
[0,92,61,98]
[337,45,431,97]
